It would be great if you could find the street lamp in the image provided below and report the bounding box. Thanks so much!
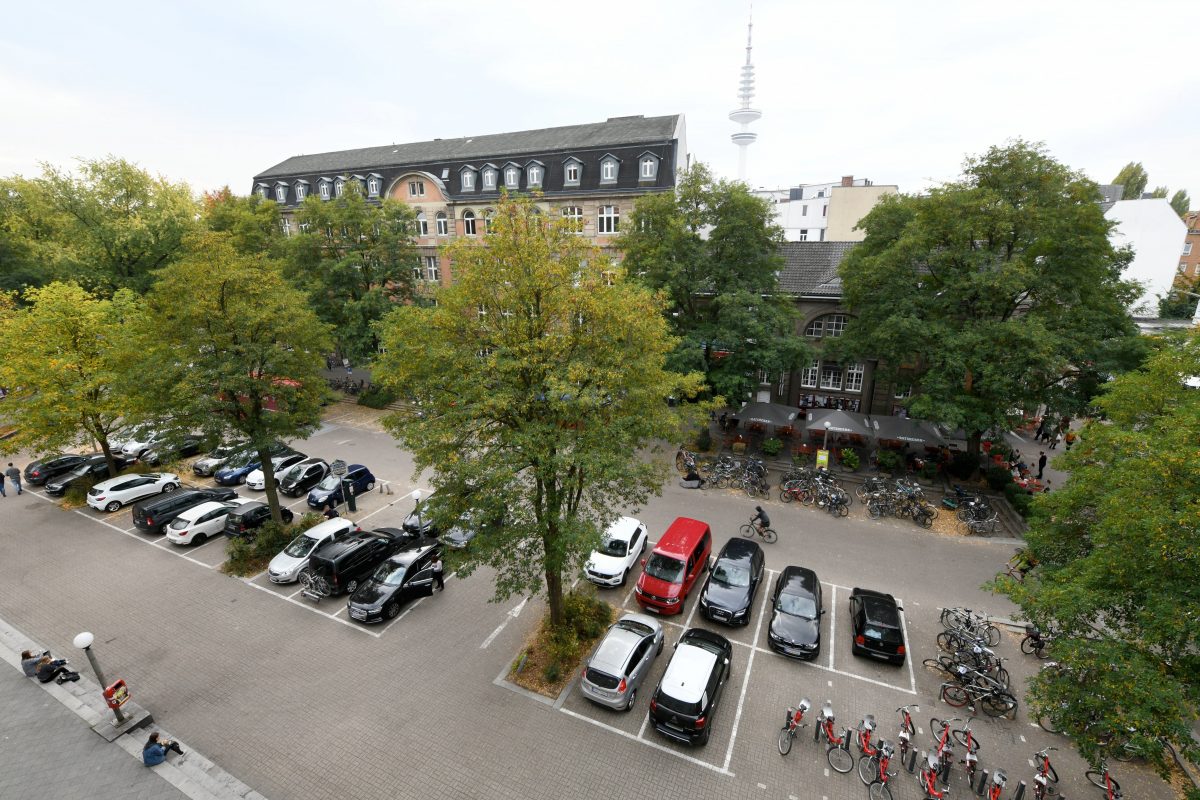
[823,420,832,451]
[412,489,423,538]
[73,632,125,725]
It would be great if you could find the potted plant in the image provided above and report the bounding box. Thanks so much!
[761,437,783,457]
[841,449,860,471]
[875,449,902,475]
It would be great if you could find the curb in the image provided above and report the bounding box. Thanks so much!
[0,616,268,800]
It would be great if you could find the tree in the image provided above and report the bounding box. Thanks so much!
[0,282,141,475]
[136,233,331,522]
[618,163,808,402]
[1112,161,1149,199]
[995,330,1200,776]
[1170,189,1190,219]
[0,177,60,295]
[1158,274,1200,319]
[201,187,284,256]
[374,195,701,628]
[1148,185,1168,199]
[837,141,1142,458]
[286,180,419,360]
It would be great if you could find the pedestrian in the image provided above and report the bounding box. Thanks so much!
[1049,431,1061,450]
[5,463,21,495]
[719,412,728,432]
[35,655,78,684]
[1037,451,1047,480]
[21,650,43,677]
[343,357,352,375]
[1064,430,1077,450]
[1034,419,1047,441]
[322,500,339,520]
[142,731,185,766]
[325,355,333,370]
[431,554,444,592]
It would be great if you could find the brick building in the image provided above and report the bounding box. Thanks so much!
[1177,210,1200,281]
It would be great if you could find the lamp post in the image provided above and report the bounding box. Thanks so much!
[413,489,423,538]
[823,420,832,451]
[73,632,125,724]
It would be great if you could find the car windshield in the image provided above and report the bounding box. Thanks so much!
[372,563,406,586]
[209,444,244,459]
[169,518,189,529]
[279,462,304,480]
[283,535,317,558]
[600,538,628,558]
[711,561,751,588]
[615,619,653,637]
[68,465,92,477]
[644,554,685,583]
[317,474,340,491]
[778,592,817,619]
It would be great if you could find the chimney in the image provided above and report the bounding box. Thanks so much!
[841,175,854,187]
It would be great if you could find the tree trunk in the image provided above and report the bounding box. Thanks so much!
[966,431,984,478]
[259,447,282,522]
[98,437,120,478]
[544,562,565,630]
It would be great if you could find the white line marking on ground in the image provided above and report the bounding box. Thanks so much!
[637,714,650,740]
[379,595,426,634]
[757,783,766,790]
[824,767,829,778]
[481,596,528,649]
[722,570,772,772]
[286,587,305,600]
[897,597,917,694]
[351,488,422,526]
[239,580,377,636]
[559,708,734,777]
[828,584,837,670]
[336,439,353,445]
[1020,734,1026,743]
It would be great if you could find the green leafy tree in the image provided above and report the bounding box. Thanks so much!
[0,177,61,295]
[0,282,141,475]
[1112,161,1149,199]
[287,180,419,361]
[1158,275,1200,319]
[1148,185,1168,199]
[201,187,284,256]
[1170,189,1190,218]
[837,141,1141,457]
[135,234,331,522]
[994,330,1200,777]
[375,195,701,628]
[618,163,808,402]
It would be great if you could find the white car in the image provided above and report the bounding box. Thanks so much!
[267,518,359,583]
[585,516,649,587]
[165,499,256,546]
[119,428,170,460]
[87,473,180,512]
[245,453,308,491]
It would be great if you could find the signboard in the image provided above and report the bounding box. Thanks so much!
[103,679,130,709]
[329,459,347,477]
[816,449,830,470]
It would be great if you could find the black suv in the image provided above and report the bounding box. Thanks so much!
[132,488,239,534]
[649,628,733,745]
[347,542,443,623]
[43,455,132,497]
[24,453,100,486]
[222,501,294,538]
[303,528,413,599]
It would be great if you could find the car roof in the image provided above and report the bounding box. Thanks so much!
[231,500,267,513]
[653,517,709,559]
[302,518,355,539]
[853,588,901,627]
[715,536,760,563]
[383,542,438,568]
[590,623,645,674]
[181,500,233,518]
[779,565,819,596]
[96,473,166,488]
[660,635,720,704]
[604,516,642,543]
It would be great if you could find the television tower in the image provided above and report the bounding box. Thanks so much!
[729,8,761,182]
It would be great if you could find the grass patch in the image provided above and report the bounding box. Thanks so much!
[510,588,615,698]
[220,512,323,577]
[61,481,94,509]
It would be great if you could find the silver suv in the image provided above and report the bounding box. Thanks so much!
[579,613,664,711]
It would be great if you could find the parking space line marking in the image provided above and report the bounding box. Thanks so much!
[897,597,917,694]
[721,568,772,772]
[58,506,219,570]
[559,708,734,777]
[240,580,378,637]
[637,714,649,739]
[286,587,306,600]
[481,597,528,649]
[352,488,423,526]
[379,595,427,634]
[828,584,836,670]
[244,569,267,583]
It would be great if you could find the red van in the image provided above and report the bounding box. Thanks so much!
[634,517,712,615]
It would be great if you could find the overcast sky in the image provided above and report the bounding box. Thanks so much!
[2,0,1195,204]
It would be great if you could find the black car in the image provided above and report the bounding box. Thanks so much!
[347,542,442,622]
[849,587,906,665]
[649,628,733,745]
[24,453,100,486]
[43,455,131,497]
[131,487,239,534]
[141,435,204,466]
[698,537,764,626]
[303,528,412,598]
[222,501,293,538]
[279,458,330,497]
[767,566,824,660]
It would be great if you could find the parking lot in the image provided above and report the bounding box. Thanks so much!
[0,406,1174,800]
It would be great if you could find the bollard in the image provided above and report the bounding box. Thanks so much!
[940,759,951,785]
[907,749,918,774]
[977,770,989,797]
[1013,780,1027,800]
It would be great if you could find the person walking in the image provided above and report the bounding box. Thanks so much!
[1064,430,1077,450]
[431,554,445,592]
[5,463,21,495]
[1034,419,1047,441]
[1049,431,1062,450]
[1037,451,1048,480]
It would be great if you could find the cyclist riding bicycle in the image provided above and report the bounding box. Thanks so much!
[751,505,770,534]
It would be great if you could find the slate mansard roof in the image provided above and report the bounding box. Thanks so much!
[777,241,857,298]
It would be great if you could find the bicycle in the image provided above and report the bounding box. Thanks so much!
[1085,764,1122,800]
[777,697,812,756]
[1021,624,1054,659]
[918,750,951,799]
[675,447,699,474]
[813,700,854,774]
[940,679,1018,718]
[940,608,1002,646]
[985,769,1008,800]
[952,717,982,786]
[929,717,958,782]
[1033,747,1060,800]
[895,704,919,763]
[863,740,897,800]
[965,514,1000,535]
[739,518,777,544]
[855,714,879,784]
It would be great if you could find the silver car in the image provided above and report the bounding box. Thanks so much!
[579,613,664,711]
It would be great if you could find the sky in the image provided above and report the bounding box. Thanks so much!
[2,0,1196,204]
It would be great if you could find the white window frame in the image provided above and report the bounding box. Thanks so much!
[561,206,583,233]
[367,177,380,197]
[416,212,428,236]
[845,363,865,393]
[777,372,787,395]
[565,163,580,183]
[295,184,307,201]
[425,256,440,282]
[334,179,345,198]
[463,210,477,236]
[1185,242,1194,256]
[412,264,423,281]
[462,170,475,190]
[601,160,617,181]
[800,359,819,389]
[281,217,291,236]
[597,205,619,234]
[640,157,656,179]
[804,318,823,338]
[483,209,494,235]
[408,181,425,198]
[275,185,287,202]
[319,181,330,200]
[820,364,843,391]
[825,314,847,337]
[505,167,519,188]
[483,169,496,189]
[799,229,809,241]
[894,385,912,400]
[527,166,542,187]
[435,212,448,236]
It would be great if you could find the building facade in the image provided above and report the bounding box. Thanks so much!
[251,115,687,287]
[1102,198,1188,315]
[1177,210,1200,280]
[754,176,894,243]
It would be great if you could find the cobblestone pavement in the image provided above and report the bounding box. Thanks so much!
[0,410,1173,800]
[0,664,188,800]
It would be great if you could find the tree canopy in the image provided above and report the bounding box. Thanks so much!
[1170,189,1190,219]
[375,194,701,627]
[995,330,1200,774]
[286,181,419,360]
[836,141,1142,454]
[201,187,284,256]
[618,163,807,402]
[1113,161,1149,199]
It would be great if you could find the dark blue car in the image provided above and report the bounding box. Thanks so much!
[308,464,376,508]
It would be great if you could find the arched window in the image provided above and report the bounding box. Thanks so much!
[463,210,477,236]
[435,211,448,236]
[416,212,428,236]
[804,313,849,338]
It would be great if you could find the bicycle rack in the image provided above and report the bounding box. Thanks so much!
[976,770,988,796]
[907,749,918,773]
[1013,781,1027,800]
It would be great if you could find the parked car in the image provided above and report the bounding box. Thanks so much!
[649,628,733,745]
[140,435,204,466]
[222,500,293,537]
[849,587,907,665]
[580,613,664,711]
[634,517,712,615]
[698,537,764,626]
[585,516,649,587]
[278,458,330,497]
[132,487,239,534]
[767,565,824,660]
[43,456,130,497]
[24,453,101,486]
[438,507,504,550]
[166,499,257,546]
[216,448,297,486]
[192,442,250,477]
[307,464,375,509]
[119,428,180,461]
[245,453,308,490]
[267,518,359,584]
[110,425,158,457]
[87,473,180,512]
[303,527,410,597]
[347,542,443,623]
[401,491,438,537]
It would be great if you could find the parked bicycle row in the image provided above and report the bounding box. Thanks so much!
[856,476,940,529]
[922,608,1018,719]
[942,484,1000,535]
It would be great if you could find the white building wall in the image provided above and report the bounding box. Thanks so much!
[755,180,864,242]
[1104,199,1188,315]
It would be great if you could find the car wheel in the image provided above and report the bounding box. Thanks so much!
[282,510,294,523]
[105,501,121,512]
[345,579,359,595]
[299,569,313,588]
[162,482,178,493]
[366,481,375,492]
[624,688,637,712]
[385,602,400,619]
[620,566,630,586]
[193,533,207,546]
[657,637,664,655]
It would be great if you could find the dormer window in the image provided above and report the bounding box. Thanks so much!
[563,158,582,187]
[461,167,477,191]
[600,155,620,184]
[367,174,382,197]
[638,153,659,181]
[482,167,497,190]
[318,179,331,200]
[295,181,308,201]
[274,183,288,202]
[334,178,345,198]
[526,162,543,188]
[504,166,519,189]
[256,183,269,199]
